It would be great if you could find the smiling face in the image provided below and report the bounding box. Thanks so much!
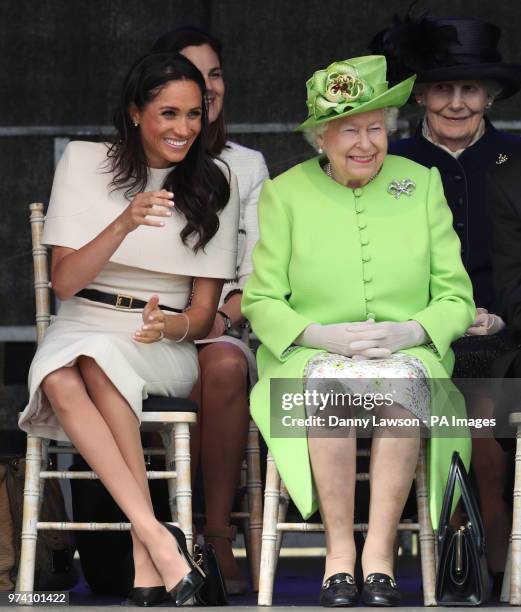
[131,79,203,168]
[317,109,388,188]
[180,43,225,124]
[416,80,492,151]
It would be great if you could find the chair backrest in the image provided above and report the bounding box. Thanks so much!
[29,203,50,345]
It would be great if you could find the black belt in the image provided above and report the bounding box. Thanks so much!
[75,289,183,313]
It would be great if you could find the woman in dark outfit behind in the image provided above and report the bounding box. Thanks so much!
[371,13,521,590]
[488,157,521,416]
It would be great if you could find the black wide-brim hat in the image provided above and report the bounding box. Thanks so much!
[370,15,521,100]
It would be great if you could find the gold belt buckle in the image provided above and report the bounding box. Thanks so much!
[116,294,133,309]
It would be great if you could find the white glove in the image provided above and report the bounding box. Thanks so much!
[465,308,505,336]
[344,320,427,359]
[295,320,392,359]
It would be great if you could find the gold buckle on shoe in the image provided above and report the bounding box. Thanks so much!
[116,294,134,309]
[323,574,355,589]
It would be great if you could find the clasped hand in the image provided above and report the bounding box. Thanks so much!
[133,295,165,343]
[297,319,426,359]
[465,307,505,336]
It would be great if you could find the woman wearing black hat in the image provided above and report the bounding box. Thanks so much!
[371,12,521,591]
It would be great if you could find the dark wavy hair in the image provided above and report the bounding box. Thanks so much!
[151,26,227,156]
[107,52,230,252]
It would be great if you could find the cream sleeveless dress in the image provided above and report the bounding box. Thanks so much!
[19,141,239,442]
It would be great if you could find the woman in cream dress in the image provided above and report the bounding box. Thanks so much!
[152,27,268,592]
[19,52,239,606]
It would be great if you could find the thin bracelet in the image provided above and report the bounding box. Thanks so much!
[176,313,190,343]
[223,288,242,303]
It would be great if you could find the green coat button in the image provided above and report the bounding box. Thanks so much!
[367,312,376,319]
[353,188,363,197]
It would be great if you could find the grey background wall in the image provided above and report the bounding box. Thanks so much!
[1,0,521,427]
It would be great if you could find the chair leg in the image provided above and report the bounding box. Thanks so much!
[275,481,290,560]
[246,422,263,592]
[173,423,193,552]
[502,538,512,603]
[17,436,43,592]
[40,439,50,508]
[258,452,281,606]
[161,429,178,525]
[415,440,437,606]
[510,424,521,605]
[240,457,249,559]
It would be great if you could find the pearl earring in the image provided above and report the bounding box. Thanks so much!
[134,121,139,127]
[318,147,324,154]
[486,101,493,109]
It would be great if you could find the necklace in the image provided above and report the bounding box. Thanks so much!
[324,162,380,185]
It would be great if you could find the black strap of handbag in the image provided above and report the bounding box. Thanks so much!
[438,451,485,553]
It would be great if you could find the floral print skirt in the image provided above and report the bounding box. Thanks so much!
[303,352,430,425]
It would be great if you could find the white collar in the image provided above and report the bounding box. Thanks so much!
[422,118,486,159]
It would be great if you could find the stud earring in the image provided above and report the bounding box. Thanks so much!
[318,146,323,154]
[486,101,493,109]
[134,121,139,127]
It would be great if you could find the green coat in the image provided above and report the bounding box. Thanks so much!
[242,155,476,528]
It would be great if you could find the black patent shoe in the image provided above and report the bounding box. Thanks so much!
[361,573,401,607]
[319,572,358,607]
[162,523,206,606]
[128,586,168,607]
[170,569,205,606]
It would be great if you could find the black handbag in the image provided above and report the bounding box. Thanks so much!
[193,543,229,606]
[435,451,491,606]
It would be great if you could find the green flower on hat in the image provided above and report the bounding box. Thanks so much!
[297,55,416,131]
[307,62,374,120]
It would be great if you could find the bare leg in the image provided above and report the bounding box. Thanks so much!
[77,356,161,588]
[198,343,250,581]
[41,365,189,591]
[472,437,510,572]
[308,430,357,580]
[362,404,420,578]
[188,376,202,487]
[468,395,510,574]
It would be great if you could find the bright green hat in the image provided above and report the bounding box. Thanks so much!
[296,55,416,131]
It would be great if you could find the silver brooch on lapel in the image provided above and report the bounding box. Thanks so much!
[387,179,416,199]
[496,153,508,165]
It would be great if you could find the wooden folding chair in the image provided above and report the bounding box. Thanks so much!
[235,420,263,591]
[500,412,521,605]
[195,420,263,591]
[17,202,199,592]
[257,441,436,606]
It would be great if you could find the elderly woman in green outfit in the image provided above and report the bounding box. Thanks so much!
[243,56,475,607]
